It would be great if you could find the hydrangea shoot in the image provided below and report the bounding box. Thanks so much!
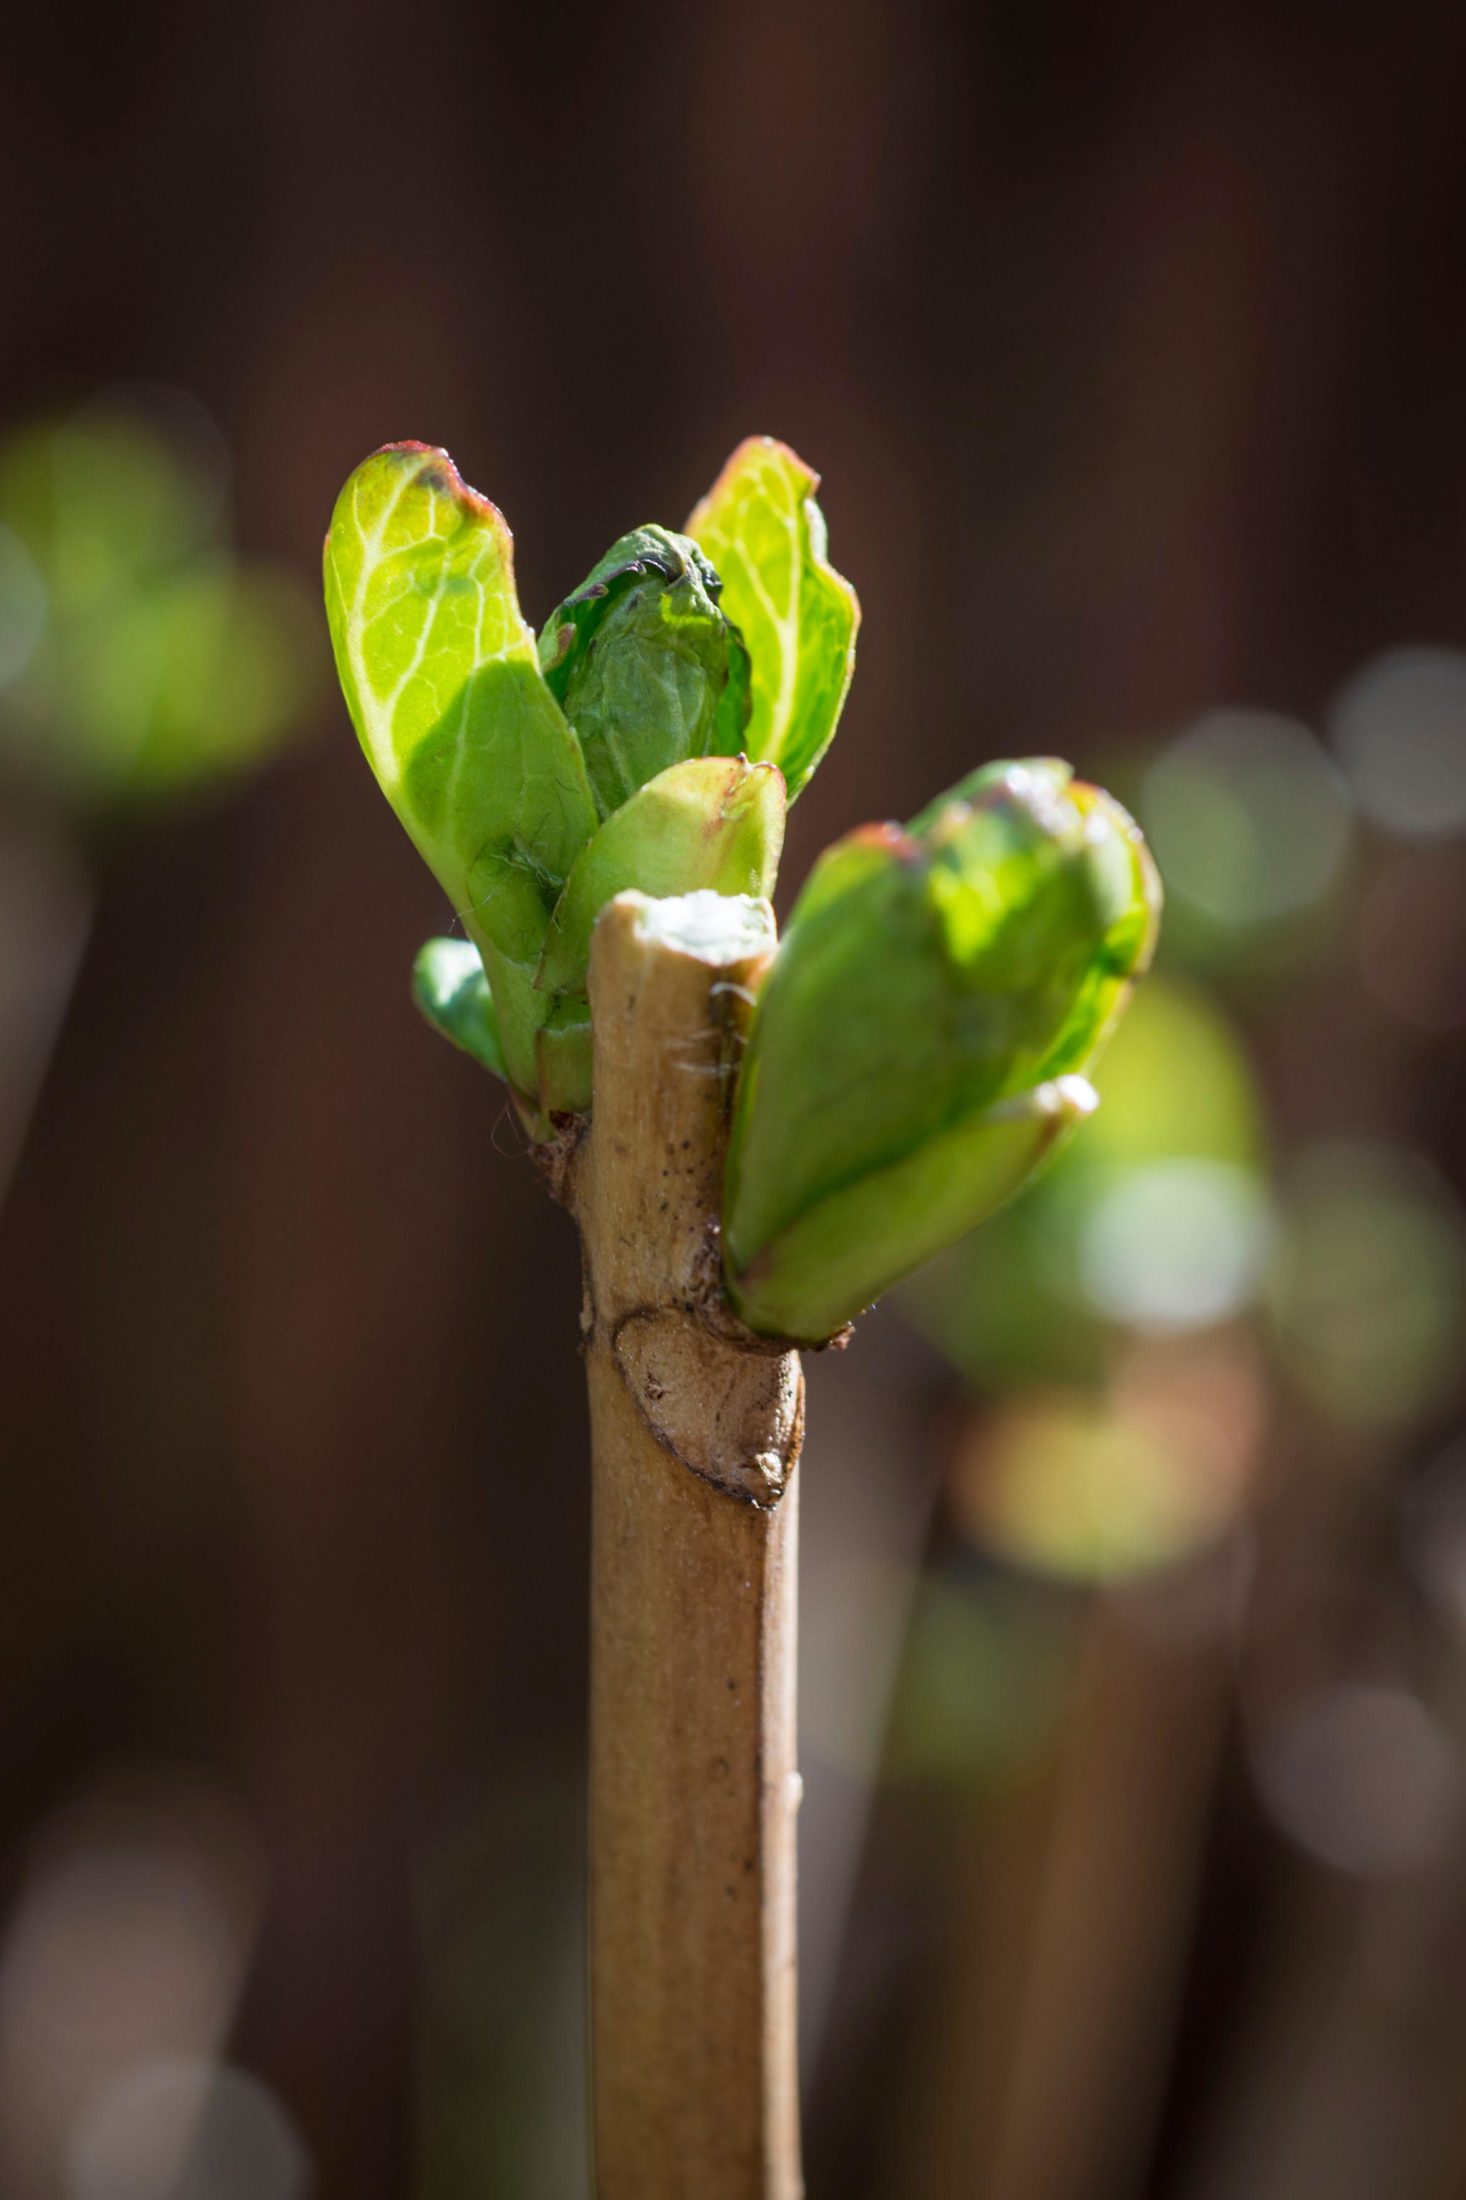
[322,431,1159,2198]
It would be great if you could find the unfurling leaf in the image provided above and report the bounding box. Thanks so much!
[536,757,785,997]
[688,437,859,799]
[538,526,751,819]
[323,442,597,1097]
[723,760,1162,1342]
[531,757,786,1114]
[412,937,508,1083]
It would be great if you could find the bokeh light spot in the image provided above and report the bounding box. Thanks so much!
[1078,1158,1273,1333]
[67,2057,310,2200]
[952,1372,1251,1584]
[1268,1142,1466,1428]
[1329,646,1466,838]
[1250,1684,1459,1878]
[1142,709,1353,928]
[1085,975,1265,1170]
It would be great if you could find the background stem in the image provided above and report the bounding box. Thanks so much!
[571,894,804,2200]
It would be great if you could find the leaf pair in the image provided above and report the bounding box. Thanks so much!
[323,438,858,1126]
[722,761,1162,1343]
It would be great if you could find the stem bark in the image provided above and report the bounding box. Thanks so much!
[567,893,804,2200]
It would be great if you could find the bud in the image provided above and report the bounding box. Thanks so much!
[533,756,786,1114]
[536,758,785,1000]
[325,439,855,1126]
[539,526,751,818]
[723,760,1161,1342]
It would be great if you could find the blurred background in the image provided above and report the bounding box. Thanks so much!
[4,4,1466,2195]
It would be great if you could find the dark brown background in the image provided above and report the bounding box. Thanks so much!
[4,4,1466,2195]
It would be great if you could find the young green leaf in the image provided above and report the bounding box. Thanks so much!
[730,1076,1099,1344]
[524,756,785,1115]
[412,937,509,1082]
[538,526,751,819]
[535,757,786,999]
[323,443,598,1094]
[723,761,1161,1342]
[687,437,859,799]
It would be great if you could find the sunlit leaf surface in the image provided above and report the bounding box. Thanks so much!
[323,443,598,1092]
[688,437,858,798]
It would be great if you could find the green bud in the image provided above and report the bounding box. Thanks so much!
[412,937,509,1083]
[324,451,773,1126]
[530,755,786,1116]
[325,440,857,1133]
[407,754,785,1120]
[538,525,751,818]
[723,760,1161,1342]
[535,756,785,1000]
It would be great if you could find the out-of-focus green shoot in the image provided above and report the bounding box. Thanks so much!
[881,1572,1073,1790]
[323,437,854,1129]
[723,760,1161,1343]
[0,392,318,1202]
[0,394,317,814]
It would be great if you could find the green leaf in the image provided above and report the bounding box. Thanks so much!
[323,443,598,1096]
[732,1079,1099,1344]
[723,760,1161,1342]
[538,525,751,819]
[412,937,509,1082]
[904,756,1026,836]
[535,756,786,998]
[687,436,859,799]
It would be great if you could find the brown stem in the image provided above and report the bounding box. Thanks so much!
[565,893,804,2200]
